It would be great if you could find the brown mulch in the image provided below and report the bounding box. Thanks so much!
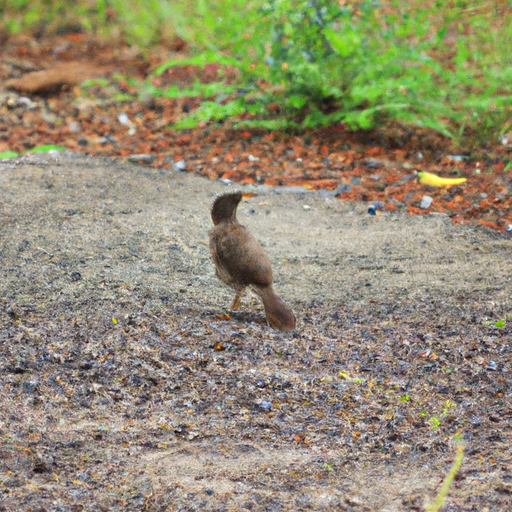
[1,32,511,233]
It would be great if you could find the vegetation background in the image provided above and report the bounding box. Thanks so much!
[2,0,512,144]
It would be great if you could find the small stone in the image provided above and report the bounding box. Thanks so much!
[118,112,130,125]
[366,158,380,169]
[127,154,155,163]
[420,195,433,209]
[260,400,272,411]
[70,271,82,282]
[103,134,117,144]
[67,121,80,133]
[174,159,186,171]
[248,154,260,162]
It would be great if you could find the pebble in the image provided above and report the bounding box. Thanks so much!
[333,184,352,196]
[174,159,187,171]
[260,400,272,411]
[67,121,80,133]
[118,112,130,125]
[70,271,82,282]
[127,154,155,164]
[420,195,433,209]
[273,186,311,194]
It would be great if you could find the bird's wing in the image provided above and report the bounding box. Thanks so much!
[211,223,272,288]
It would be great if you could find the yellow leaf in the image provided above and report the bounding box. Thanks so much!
[417,171,467,187]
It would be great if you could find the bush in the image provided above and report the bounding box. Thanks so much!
[153,0,512,141]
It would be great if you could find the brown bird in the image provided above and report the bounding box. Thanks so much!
[209,191,296,331]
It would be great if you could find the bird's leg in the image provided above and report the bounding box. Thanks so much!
[230,292,242,311]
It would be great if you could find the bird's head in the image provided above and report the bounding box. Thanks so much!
[211,191,255,225]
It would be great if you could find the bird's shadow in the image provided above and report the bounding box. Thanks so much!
[204,308,267,327]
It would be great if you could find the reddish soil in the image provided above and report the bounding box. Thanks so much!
[0,34,511,234]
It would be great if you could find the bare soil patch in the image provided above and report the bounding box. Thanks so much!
[0,153,511,511]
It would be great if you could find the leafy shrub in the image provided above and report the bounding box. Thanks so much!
[152,0,512,140]
[3,0,511,140]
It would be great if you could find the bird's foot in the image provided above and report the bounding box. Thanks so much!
[230,294,242,311]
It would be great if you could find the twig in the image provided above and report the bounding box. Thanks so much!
[428,440,464,512]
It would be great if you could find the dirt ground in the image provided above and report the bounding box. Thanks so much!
[1,152,511,511]
[2,33,512,234]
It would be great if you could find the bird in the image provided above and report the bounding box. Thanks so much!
[209,191,296,332]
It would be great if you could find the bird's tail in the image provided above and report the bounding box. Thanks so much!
[255,286,296,332]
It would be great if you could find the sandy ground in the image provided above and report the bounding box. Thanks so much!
[1,152,511,511]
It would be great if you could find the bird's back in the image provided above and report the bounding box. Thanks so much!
[209,221,272,289]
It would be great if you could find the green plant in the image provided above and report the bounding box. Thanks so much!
[155,0,512,141]
[3,0,512,141]
[26,145,67,154]
[164,0,448,132]
[0,151,18,158]
[0,145,67,158]
[425,400,457,430]
[428,416,441,429]
[483,319,507,328]
[338,372,365,383]
[428,437,464,512]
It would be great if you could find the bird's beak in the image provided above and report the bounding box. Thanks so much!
[242,193,256,198]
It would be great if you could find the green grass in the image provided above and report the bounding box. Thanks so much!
[1,0,512,142]
[428,439,464,512]
[0,0,260,47]
[149,0,512,142]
